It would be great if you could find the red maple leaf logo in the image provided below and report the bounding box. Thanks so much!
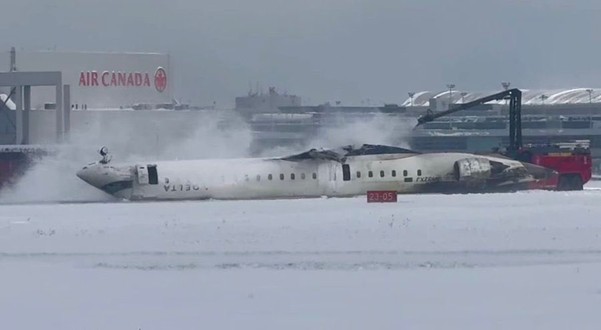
[154,67,167,92]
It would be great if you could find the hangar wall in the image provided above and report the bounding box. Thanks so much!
[1,50,172,109]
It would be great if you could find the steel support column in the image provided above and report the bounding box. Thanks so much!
[23,85,31,144]
[55,83,63,142]
[14,86,22,144]
[63,84,71,139]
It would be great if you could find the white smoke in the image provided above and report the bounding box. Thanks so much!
[309,113,414,149]
[0,145,112,203]
[258,113,415,158]
[0,110,252,203]
[156,112,252,160]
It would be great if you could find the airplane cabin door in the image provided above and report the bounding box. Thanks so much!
[134,164,159,199]
[342,164,351,181]
[136,165,149,185]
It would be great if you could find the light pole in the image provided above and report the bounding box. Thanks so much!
[586,88,593,104]
[460,91,468,103]
[408,92,415,106]
[446,83,455,109]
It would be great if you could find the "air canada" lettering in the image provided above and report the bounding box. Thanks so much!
[79,71,151,87]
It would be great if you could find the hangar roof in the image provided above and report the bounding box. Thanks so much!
[403,88,601,107]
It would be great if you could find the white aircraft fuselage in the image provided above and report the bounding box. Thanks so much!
[76,145,556,201]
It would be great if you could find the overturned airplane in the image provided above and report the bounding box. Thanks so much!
[76,144,558,201]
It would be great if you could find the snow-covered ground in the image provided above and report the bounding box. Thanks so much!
[2,182,601,329]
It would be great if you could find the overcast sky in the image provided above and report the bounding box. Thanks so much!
[2,0,601,106]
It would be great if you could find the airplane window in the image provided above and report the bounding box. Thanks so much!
[280,173,285,180]
[312,173,317,180]
[301,173,306,180]
[368,171,373,178]
[291,173,295,180]
[417,169,422,176]
[268,174,273,180]
[256,175,261,182]
[380,170,385,178]
[356,171,361,178]
[403,170,408,177]
[245,175,249,182]
[392,170,397,177]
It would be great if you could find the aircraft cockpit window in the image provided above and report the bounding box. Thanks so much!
[392,170,396,177]
[268,174,273,180]
[147,165,158,185]
[280,174,285,180]
[291,173,295,180]
[312,173,317,180]
[301,173,306,180]
[368,171,373,178]
[403,170,408,177]
[417,169,422,176]
[380,170,385,178]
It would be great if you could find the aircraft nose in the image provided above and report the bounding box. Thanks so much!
[76,165,101,187]
[76,168,85,180]
[76,163,134,198]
